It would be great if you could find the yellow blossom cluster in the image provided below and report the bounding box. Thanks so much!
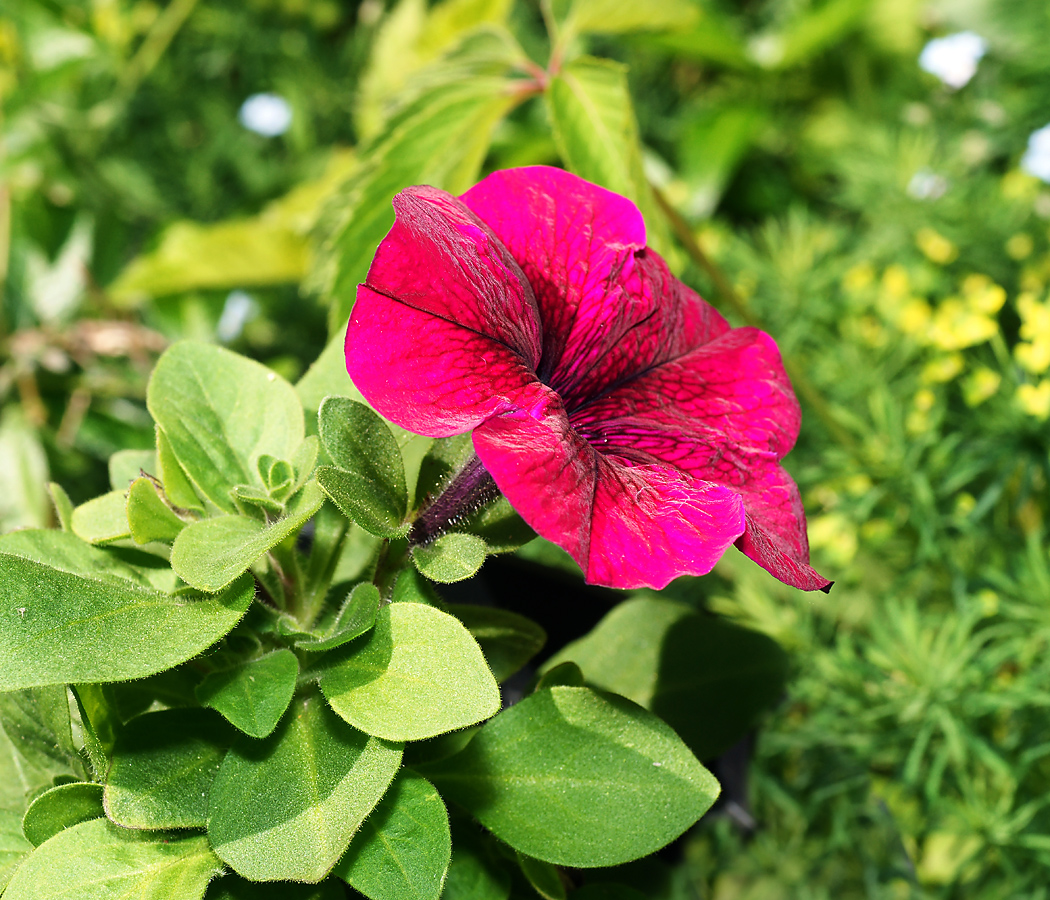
[1014,291,1050,419]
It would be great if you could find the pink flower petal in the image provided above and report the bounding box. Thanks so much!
[462,167,729,409]
[473,398,747,590]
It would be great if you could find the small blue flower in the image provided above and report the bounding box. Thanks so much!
[238,93,293,137]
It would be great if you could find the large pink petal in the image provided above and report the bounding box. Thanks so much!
[461,167,729,409]
[472,397,746,590]
[346,286,548,438]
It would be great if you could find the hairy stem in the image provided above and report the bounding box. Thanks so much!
[408,454,499,546]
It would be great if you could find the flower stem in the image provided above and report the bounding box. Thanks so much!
[409,454,500,546]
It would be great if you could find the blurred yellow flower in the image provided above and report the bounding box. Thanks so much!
[927,299,998,349]
[1015,292,1050,372]
[921,354,964,383]
[1001,170,1039,200]
[1017,380,1050,419]
[916,228,958,265]
[961,274,1006,314]
[962,367,1001,406]
[843,262,876,293]
[1006,233,1034,260]
[898,299,932,334]
[1016,341,1050,373]
[881,264,910,299]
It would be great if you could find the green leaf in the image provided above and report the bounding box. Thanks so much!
[418,686,720,867]
[104,709,233,830]
[0,528,158,589]
[534,661,584,691]
[313,34,525,333]
[171,481,324,592]
[392,568,445,607]
[47,483,74,532]
[0,558,254,690]
[543,597,789,759]
[569,886,646,900]
[334,770,451,900]
[0,808,32,892]
[753,0,870,70]
[295,583,380,652]
[69,684,120,777]
[195,650,299,739]
[157,426,204,512]
[442,821,511,900]
[0,687,84,805]
[109,449,157,491]
[463,497,536,555]
[411,533,487,584]
[543,0,696,41]
[146,342,305,513]
[206,875,345,900]
[207,692,402,883]
[516,852,566,900]
[447,605,546,683]
[70,491,131,545]
[21,783,104,846]
[320,602,500,742]
[316,397,408,537]
[0,410,49,533]
[546,56,671,256]
[2,818,222,900]
[127,476,187,544]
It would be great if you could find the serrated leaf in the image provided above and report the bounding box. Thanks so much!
[0,808,32,892]
[334,771,451,900]
[447,605,545,683]
[295,583,380,652]
[319,602,499,742]
[146,343,305,513]
[315,38,524,333]
[2,817,222,900]
[418,686,720,867]
[104,709,233,829]
[207,692,402,883]
[546,56,670,256]
[196,650,299,739]
[171,481,324,592]
[127,477,187,543]
[0,559,254,690]
[543,597,788,759]
[21,783,104,846]
[70,490,131,544]
[411,533,487,584]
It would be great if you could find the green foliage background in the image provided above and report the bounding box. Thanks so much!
[3,0,1050,897]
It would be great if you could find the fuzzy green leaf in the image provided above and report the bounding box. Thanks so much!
[21,783,104,847]
[295,583,380,652]
[2,818,222,900]
[0,686,84,799]
[0,557,254,690]
[517,853,566,900]
[171,481,324,592]
[109,449,157,491]
[419,686,720,867]
[411,533,487,584]
[127,476,187,544]
[448,605,546,683]
[0,808,32,892]
[320,602,500,742]
[70,491,131,545]
[146,342,304,513]
[207,693,402,883]
[195,650,299,739]
[104,708,233,830]
[206,876,346,900]
[334,770,451,900]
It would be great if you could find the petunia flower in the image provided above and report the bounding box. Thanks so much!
[345,166,830,592]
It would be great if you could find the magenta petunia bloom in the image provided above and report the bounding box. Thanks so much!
[345,166,830,592]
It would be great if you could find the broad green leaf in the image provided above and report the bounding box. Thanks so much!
[70,491,131,544]
[419,686,720,867]
[411,533,487,584]
[171,481,324,592]
[295,583,380,652]
[546,56,670,256]
[195,650,299,739]
[320,602,499,741]
[21,783,104,846]
[127,477,187,544]
[47,483,74,532]
[543,0,696,41]
[314,33,525,333]
[463,496,535,555]
[534,661,584,690]
[109,449,157,491]
[447,605,546,683]
[334,771,451,900]
[207,692,402,883]
[517,853,566,900]
[105,709,233,830]
[544,597,789,759]
[0,687,84,804]
[0,529,156,588]
[206,875,345,900]
[0,559,254,690]
[3,817,222,900]
[442,821,511,900]
[391,567,445,607]
[146,343,305,513]
[70,684,120,776]
[317,396,408,534]
[157,426,204,512]
[644,16,753,70]
[0,410,49,533]
[0,808,32,892]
